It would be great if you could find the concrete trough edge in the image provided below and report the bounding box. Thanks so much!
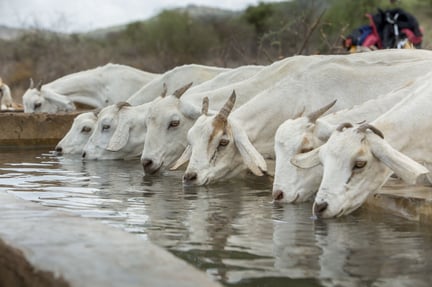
[0,191,222,287]
[0,112,82,147]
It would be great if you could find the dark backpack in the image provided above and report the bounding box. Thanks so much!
[371,8,422,48]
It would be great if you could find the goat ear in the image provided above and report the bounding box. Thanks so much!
[179,101,201,119]
[369,135,429,184]
[107,130,129,152]
[231,120,267,176]
[43,90,75,111]
[107,113,130,152]
[107,129,129,151]
[171,145,191,170]
[290,147,321,169]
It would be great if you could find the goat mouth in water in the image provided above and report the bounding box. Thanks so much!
[143,161,163,175]
[55,147,63,156]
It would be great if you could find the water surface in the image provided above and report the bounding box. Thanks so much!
[1,148,432,287]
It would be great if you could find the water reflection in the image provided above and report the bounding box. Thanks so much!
[0,148,432,287]
[313,214,432,287]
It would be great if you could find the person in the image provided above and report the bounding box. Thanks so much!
[343,6,422,52]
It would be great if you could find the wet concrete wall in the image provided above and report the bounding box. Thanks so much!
[0,112,81,147]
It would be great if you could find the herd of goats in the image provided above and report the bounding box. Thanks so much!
[2,49,432,219]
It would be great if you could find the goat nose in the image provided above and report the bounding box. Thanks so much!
[183,172,197,182]
[272,190,284,201]
[55,146,63,155]
[313,201,328,217]
[142,158,153,172]
[82,152,86,158]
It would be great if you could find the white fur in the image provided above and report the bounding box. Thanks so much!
[22,63,158,113]
[126,64,230,105]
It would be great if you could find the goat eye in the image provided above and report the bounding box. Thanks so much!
[353,160,367,169]
[34,102,42,109]
[300,147,313,154]
[81,126,92,133]
[169,120,180,128]
[219,139,229,147]
[102,124,110,131]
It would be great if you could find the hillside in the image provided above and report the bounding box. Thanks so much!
[0,25,27,40]
[85,4,238,39]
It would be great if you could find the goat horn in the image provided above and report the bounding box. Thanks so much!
[201,97,209,115]
[336,122,353,132]
[357,123,384,139]
[116,101,131,110]
[161,83,168,98]
[29,78,34,89]
[173,82,193,98]
[307,99,337,123]
[215,90,236,122]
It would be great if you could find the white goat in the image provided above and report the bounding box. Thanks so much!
[82,101,148,160]
[55,109,100,155]
[141,65,263,174]
[0,78,14,110]
[22,63,158,113]
[291,71,432,218]
[273,68,432,204]
[172,49,432,186]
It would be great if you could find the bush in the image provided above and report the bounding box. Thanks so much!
[111,11,220,70]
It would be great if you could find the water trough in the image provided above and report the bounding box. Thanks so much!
[0,111,431,286]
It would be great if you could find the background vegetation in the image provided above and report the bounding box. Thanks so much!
[1,0,431,102]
